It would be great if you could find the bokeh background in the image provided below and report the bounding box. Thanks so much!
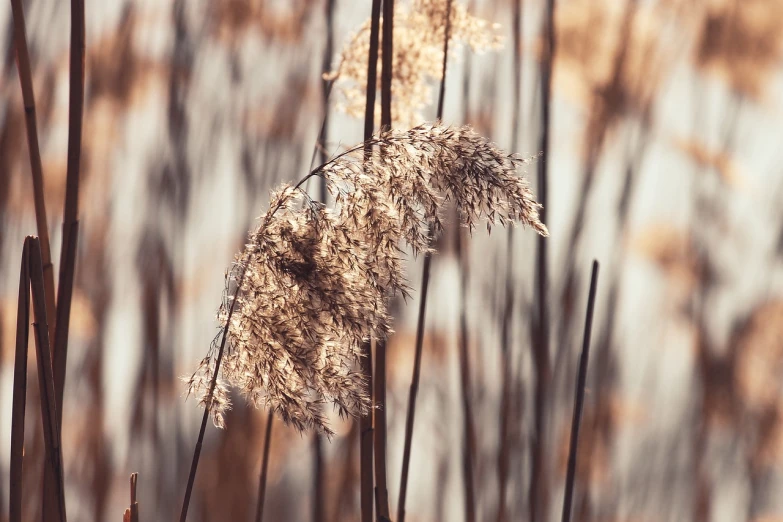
[2,0,783,521]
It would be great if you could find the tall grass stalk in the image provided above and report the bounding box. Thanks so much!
[361,2,382,521]
[10,237,67,522]
[455,220,477,522]
[254,414,275,522]
[561,261,599,522]
[531,1,555,520]
[52,0,85,427]
[398,3,452,521]
[179,268,248,522]
[9,0,57,352]
[374,0,395,519]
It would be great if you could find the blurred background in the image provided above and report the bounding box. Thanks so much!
[2,0,783,521]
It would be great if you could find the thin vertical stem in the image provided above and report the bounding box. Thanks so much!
[380,0,394,129]
[530,1,555,521]
[254,414,275,522]
[456,225,476,522]
[179,269,248,522]
[373,340,391,521]
[375,0,395,518]
[361,2,382,521]
[52,0,86,425]
[10,240,31,522]
[9,0,57,349]
[28,238,67,522]
[397,252,433,522]
[561,261,599,522]
[398,4,452,521]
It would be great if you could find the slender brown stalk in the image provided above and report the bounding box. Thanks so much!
[179,269,248,522]
[374,0,395,519]
[397,253,433,522]
[373,339,391,521]
[10,240,31,522]
[380,0,394,130]
[28,238,67,522]
[561,261,599,522]
[52,0,86,422]
[530,1,555,521]
[360,2,382,521]
[397,3,453,521]
[456,221,477,522]
[254,413,275,522]
[9,0,57,348]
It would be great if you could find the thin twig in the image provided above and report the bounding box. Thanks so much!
[254,413,275,522]
[561,261,599,522]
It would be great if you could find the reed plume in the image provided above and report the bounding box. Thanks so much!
[325,0,502,127]
[186,122,548,435]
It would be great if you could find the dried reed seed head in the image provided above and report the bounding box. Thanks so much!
[187,122,547,434]
[326,0,502,127]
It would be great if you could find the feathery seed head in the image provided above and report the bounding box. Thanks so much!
[186,123,547,434]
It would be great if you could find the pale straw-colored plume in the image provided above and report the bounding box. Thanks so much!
[186,123,548,435]
[325,0,502,127]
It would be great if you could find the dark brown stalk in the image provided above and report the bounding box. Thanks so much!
[28,238,67,522]
[179,269,248,522]
[530,1,555,521]
[374,0,395,519]
[360,2,382,521]
[397,4,452,521]
[10,0,57,348]
[254,413,275,522]
[10,240,31,522]
[456,221,477,522]
[561,261,599,522]
[380,0,394,130]
[373,338,391,521]
[397,253,433,522]
[52,0,86,421]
